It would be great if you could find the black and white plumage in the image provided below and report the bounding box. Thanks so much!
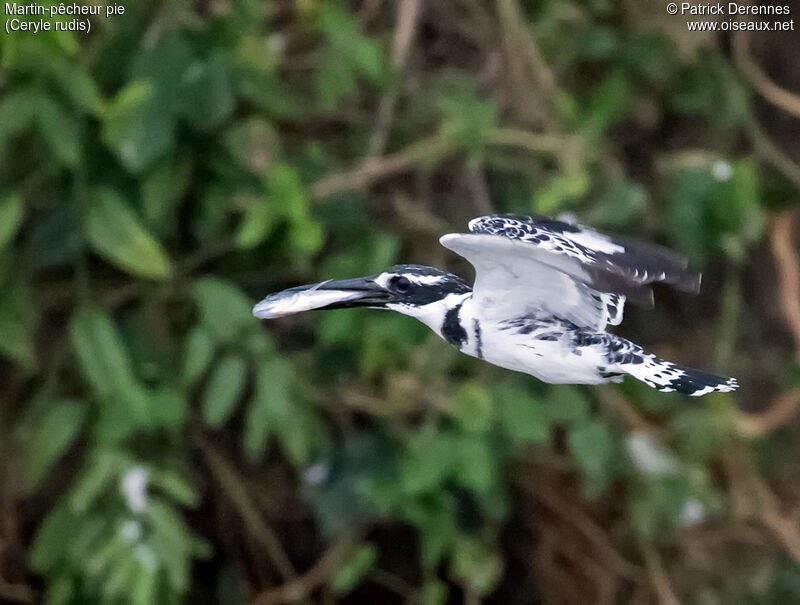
[253,214,737,397]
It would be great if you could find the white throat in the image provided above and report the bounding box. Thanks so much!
[387,292,472,337]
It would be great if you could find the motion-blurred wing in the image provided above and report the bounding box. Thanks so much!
[469,214,699,300]
[440,214,699,330]
[440,233,625,331]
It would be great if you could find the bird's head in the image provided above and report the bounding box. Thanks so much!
[253,264,471,329]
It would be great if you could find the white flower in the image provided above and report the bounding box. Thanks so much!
[303,462,329,486]
[120,466,149,513]
[679,499,706,526]
[626,432,680,476]
[711,160,733,182]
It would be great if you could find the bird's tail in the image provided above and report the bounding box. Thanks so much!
[621,356,738,397]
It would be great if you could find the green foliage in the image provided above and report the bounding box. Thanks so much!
[332,544,378,595]
[24,399,86,493]
[202,354,248,428]
[314,2,385,110]
[86,188,172,280]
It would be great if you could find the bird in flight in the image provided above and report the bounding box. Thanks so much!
[253,214,738,397]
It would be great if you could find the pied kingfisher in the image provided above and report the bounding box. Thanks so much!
[253,214,738,397]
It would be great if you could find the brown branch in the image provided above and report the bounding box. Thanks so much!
[736,388,800,438]
[769,211,800,363]
[312,129,581,201]
[723,444,800,563]
[252,532,360,605]
[496,0,559,128]
[487,128,583,171]
[733,30,800,120]
[198,438,297,582]
[520,478,642,581]
[596,385,662,435]
[311,136,456,200]
[0,579,34,604]
[641,544,681,605]
[368,0,424,156]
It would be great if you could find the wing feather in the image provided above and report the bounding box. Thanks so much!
[440,214,700,331]
[440,233,616,330]
[468,214,700,297]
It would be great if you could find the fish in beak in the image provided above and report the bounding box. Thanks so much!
[252,276,391,319]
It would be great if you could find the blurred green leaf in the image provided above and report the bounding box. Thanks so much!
[147,387,188,431]
[267,163,323,254]
[130,562,159,605]
[235,194,275,249]
[0,278,38,367]
[0,88,39,146]
[404,493,459,568]
[86,188,172,280]
[449,536,502,595]
[401,429,457,494]
[24,399,86,493]
[147,498,196,591]
[102,80,175,173]
[182,327,216,387]
[666,160,763,263]
[48,57,102,112]
[68,451,118,513]
[439,84,498,153]
[671,55,750,128]
[450,382,493,433]
[535,171,590,215]
[150,469,200,508]
[576,69,631,141]
[193,277,260,345]
[666,169,714,263]
[497,386,550,445]
[203,354,248,428]
[69,304,138,400]
[315,52,357,111]
[568,420,614,496]
[0,193,23,252]
[332,544,378,595]
[30,504,77,573]
[454,435,496,496]
[37,96,80,168]
[140,156,191,234]
[545,386,590,425]
[420,579,449,605]
[44,575,76,605]
[242,357,316,463]
[176,51,234,131]
[315,3,384,109]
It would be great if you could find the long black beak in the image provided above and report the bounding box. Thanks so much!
[253,276,392,319]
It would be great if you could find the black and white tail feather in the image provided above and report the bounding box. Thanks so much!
[597,334,738,396]
[633,362,738,397]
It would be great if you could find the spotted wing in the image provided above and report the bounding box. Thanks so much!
[439,214,698,331]
[468,214,700,303]
[439,233,625,331]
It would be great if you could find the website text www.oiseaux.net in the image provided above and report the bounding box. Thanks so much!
[668,3,795,32]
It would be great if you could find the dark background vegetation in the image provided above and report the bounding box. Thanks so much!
[2,1,800,603]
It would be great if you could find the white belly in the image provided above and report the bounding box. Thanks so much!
[467,320,610,385]
[428,297,612,386]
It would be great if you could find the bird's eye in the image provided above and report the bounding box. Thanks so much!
[392,276,411,294]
